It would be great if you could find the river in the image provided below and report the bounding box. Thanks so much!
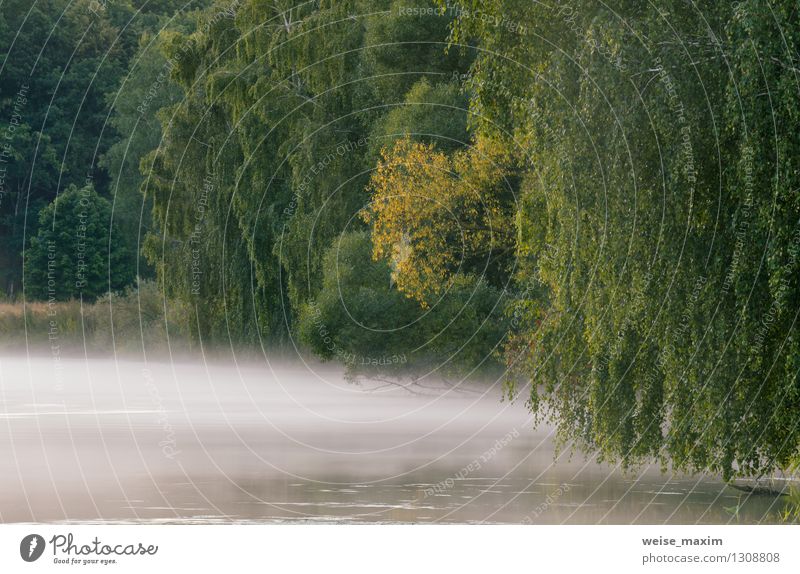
[0,356,785,523]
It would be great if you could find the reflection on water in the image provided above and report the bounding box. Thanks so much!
[0,357,786,523]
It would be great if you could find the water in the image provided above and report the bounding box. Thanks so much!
[0,356,786,523]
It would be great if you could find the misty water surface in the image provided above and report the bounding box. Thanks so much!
[0,356,785,523]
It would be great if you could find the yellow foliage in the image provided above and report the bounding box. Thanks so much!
[363,136,515,305]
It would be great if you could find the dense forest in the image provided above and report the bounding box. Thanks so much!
[1,0,799,483]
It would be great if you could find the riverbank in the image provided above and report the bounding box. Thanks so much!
[0,281,194,355]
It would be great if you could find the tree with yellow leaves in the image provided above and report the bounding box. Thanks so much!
[362,136,517,306]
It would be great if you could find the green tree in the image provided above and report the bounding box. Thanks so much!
[297,231,508,380]
[101,15,197,279]
[446,0,800,478]
[367,77,470,161]
[361,0,471,102]
[25,184,134,301]
[0,0,195,298]
[142,0,474,345]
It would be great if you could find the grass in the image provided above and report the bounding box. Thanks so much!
[0,280,193,355]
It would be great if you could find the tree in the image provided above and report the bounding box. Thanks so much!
[297,231,508,380]
[0,0,194,298]
[25,184,134,301]
[361,0,472,103]
[446,0,800,478]
[142,0,476,345]
[367,77,470,161]
[100,15,197,280]
[363,135,515,305]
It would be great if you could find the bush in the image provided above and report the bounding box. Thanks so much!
[297,231,509,379]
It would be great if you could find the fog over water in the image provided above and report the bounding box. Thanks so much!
[0,356,783,523]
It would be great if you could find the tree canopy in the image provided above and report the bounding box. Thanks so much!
[444,0,800,478]
[25,183,133,301]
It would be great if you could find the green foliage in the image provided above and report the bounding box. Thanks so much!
[143,0,475,347]
[450,0,800,478]
[297,231,508,378]
[101,20,196,279]
[368,77,469,159]
[0,0,196,298]
[25,184,134,301]
[361,0,472,102]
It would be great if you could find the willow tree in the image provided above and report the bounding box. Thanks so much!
[141,0,475,345]
[443,0,799,478]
